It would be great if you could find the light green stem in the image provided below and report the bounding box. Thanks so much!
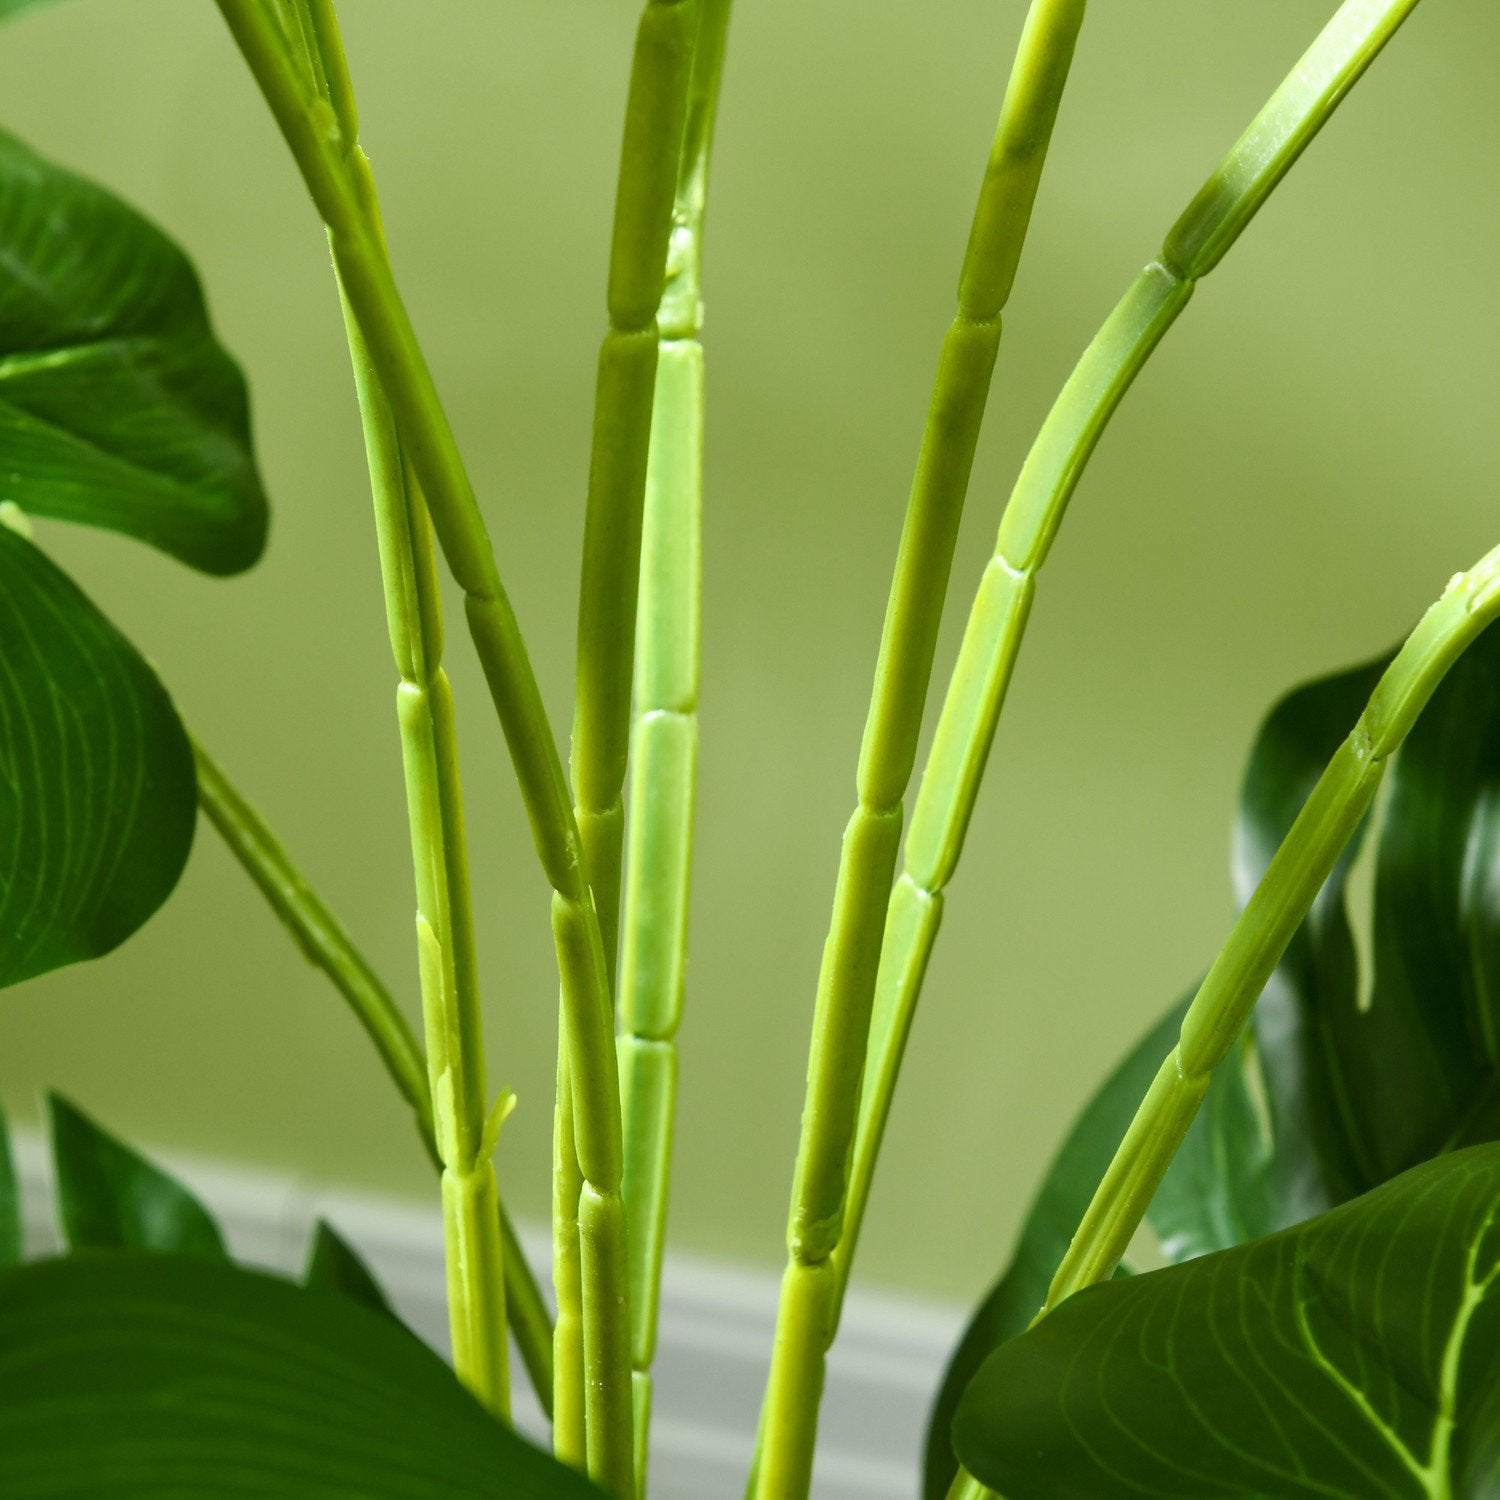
[1045,542,1500,1309]
[193,741,555,1412]
[248,0,509,1416]
[194,741,555,1413]
[348,307,509,1416]
[217,0,633,1448]
[946,1472,992,1500]
[753,5,1086,1493]
[556,5,699,1493]
[614,6,731,1494]
[834,0,1424,1323]
[192,740,432,1140]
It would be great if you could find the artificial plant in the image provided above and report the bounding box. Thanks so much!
[0,1,1494,1498]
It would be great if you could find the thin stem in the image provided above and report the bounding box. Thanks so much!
[834,0,1424,1327]
[216,0,633,1455]
[346,299,510,1415]
[752,5,1086,1493]
[946,1471,993,1500]
[192,740,555,1412]
[1044,542,1500,1310]
[225,0,512,1416]
[193,739,432,1141]
[556,3,700,1492]
[616,4,733,1491]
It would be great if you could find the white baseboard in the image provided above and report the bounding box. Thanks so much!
[11,1131,964,1499]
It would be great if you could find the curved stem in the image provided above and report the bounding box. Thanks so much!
[193,739,555,1414]
[193,739,433,1142]
[835,0,1424,1328]
[1045,542,1500,1310]
[752,4,1087,1493]
[215,0,634,1454]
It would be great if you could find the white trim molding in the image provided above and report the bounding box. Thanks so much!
[12,1131,964,1499]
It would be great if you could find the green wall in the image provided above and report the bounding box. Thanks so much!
[0,0,1495,1301]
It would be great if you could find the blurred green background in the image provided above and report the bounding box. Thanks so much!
[0,0,1495,1301]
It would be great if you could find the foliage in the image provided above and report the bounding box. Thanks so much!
[0,1,1493,1498]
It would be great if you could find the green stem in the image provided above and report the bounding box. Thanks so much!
[216,0,633,1450]
[192,739,432,1141]
[555,4,700,1492]
[1045,541,1500,1310]
[753,5,1086,1493]
[615,6,733,1490]
[224,0,512,1417]
[833,0,1424,1326]
[946,1471,992,1500]
[348,301,509,1417]
[192,740,555,1413]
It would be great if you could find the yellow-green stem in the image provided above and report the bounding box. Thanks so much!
[1044,542,1500,1311]
[194,738,555,1411]
[754,5,1086,1492]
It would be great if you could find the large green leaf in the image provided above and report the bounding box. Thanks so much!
[0,526,196,989]
[921,996,1186,1498]
[954,1145,1500,1500]
[305,1217,395,1317]
[927,640,1500,1492]
[0,1099,18,1267]
[48,1092,226,1258]
[0,128,267,574]
[0,1252,601,1497]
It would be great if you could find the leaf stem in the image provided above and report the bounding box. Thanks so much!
[214,0,635,1457]
[752,5,1086,1493]
[193,739,432,1141]
[553,4,701,1491]
[192,739,555,1413]
[834,0,1425,1334]
[1044,543,1500,1311]
[615,3,733,1490]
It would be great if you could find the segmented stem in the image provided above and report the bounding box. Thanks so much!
[193,741,555,1411]
[834,0,1425,1326]
[1045,541,1500,1309]
[614,6,732,1490]
[349,306,509,1414]
[216,0,634,1457]
[553,5,700,1492]
[753,6,1087,1493]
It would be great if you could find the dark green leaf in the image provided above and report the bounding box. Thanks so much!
[0,1252,602,1497]
[0,128,267,574]
[955,1144,1500,1500]
[305,1217,394,1317]
[0,527,196,989]
[48,1092,225,1258]
[922,997,1186,1499]
[0,1100,18,1267]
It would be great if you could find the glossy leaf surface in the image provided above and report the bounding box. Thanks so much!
[305,1217,394,1316]
[930,630,1500,1492]
[0,527,196,989]
[48,1092,225,1258]
[0,1252,601,1497]
[0,128,267,574]
[955,1145,1500,1499]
